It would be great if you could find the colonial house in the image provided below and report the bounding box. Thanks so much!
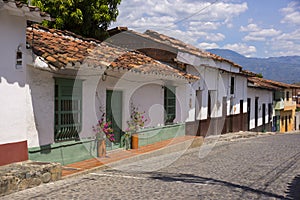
[0,0,50,166]
[1,3,299,166]
[294,86,300,130]
[247,77,278,132]
[25,25,199,165]
[107,29,250,137]
[272,81,298,132]
[106,28,300,136]
[247,77,299,132]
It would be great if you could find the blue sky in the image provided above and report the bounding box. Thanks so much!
[112,0,300,58]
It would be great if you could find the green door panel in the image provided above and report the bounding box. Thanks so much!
[106,90,123,149]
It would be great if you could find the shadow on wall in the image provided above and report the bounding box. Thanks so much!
[27,67,54,147]
[0,67,26,88]
[286,174,300,200]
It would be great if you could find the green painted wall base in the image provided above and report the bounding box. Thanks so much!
[28,139,98,166]
[137,123,185,147]
[28,123,186,165]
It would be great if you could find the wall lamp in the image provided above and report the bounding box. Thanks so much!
[101,72,107,81]
[15,44,23,69]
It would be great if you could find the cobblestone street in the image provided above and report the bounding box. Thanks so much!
[3,133,300,200]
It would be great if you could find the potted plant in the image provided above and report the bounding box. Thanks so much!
[93,114,115,157]
[124,103,147,150]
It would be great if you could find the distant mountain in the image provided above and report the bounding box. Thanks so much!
[206,49,300,84]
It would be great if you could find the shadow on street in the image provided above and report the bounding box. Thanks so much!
[286,174,300,200]
[147,172,287,199]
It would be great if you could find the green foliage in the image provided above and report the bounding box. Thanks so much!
[29,0,121,40]
[256,73,263,78]
[126,103,147,133]
[123,103,147,150]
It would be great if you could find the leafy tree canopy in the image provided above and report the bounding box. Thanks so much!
[24,0,121,40]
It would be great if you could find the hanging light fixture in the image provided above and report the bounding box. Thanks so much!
[15,44,22,69]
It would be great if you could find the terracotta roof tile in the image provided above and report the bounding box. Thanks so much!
[108,26,128,37]
[112,51,199,80]
[241,70,260,77]
[26,25,199,81]
[248,77,300,90]
[143,30,243,69]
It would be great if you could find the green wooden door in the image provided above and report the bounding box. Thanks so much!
[106,90,123,150]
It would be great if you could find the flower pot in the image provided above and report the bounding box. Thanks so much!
[97,139,106,157]
[124,136,131,150]
[131,134,139,149]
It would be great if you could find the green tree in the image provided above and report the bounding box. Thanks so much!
[256,73,263,78]
[28,0,121,40]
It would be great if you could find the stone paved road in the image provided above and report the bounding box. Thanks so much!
[2,133,300,200]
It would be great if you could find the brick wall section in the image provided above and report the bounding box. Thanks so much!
[0,141,28,166]
[138,48,177,63]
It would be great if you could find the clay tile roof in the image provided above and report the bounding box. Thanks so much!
[241,70,260,77]
[26,25,199,81]
[248,77,300,90]
[1,0,51,20]
[108,26,128,37]
[27,25,99,69]
[111,51,199,80]
[144,30,243,69]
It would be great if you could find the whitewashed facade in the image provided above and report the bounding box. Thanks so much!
[247,87,273,131]
[0,1,49,165]
[25,66,192,148]
[178,52,248,136]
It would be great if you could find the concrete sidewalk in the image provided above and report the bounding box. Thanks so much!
[62,135,203,178]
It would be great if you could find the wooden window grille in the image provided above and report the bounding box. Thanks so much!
[54,78,82,142]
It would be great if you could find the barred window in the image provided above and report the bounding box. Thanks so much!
[54,78,82,142]
[164,86,176,124]
[230,76,235,95]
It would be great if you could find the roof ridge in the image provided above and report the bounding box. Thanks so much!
[248,76,300,89]
[30,24,103,44]
[26,25,199,81]
[144,29,243,69]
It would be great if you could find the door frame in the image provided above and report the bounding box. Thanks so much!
[247,98,251,131]
[262,103,266,131]
[240,99,244,131]
[106,89,123,150]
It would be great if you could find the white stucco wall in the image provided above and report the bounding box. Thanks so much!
[26,67,54,147]
[175,83,190,123]
[177,52,240,74]
[93,72,163,132]
[179,51,249,121]
[26,66,105,146]
[93,71,191,133]
[186,65,245,120]
[80,75,100,139]
[25,66,193,147]
[247,87,273,130]
[229,75,247,115]
[130,83,164,126]
[295,112,300,130]
[0,13,27,145]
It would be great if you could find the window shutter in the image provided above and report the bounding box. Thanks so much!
[54,78,82,142]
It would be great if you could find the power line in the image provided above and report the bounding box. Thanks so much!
[116,0,220,31]
[166,0,220,28]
